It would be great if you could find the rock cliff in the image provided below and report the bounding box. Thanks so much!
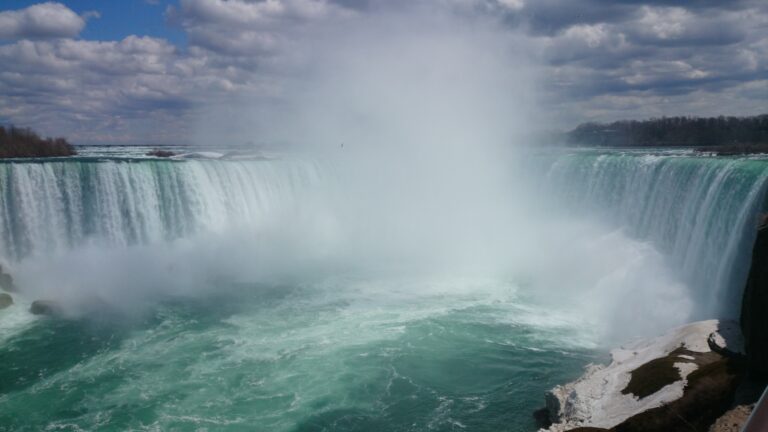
[541,320,743,431]
[741,220,768,379]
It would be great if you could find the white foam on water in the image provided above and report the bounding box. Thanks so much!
[0,293,37,344]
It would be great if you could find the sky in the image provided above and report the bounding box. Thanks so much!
[0,0,766,145]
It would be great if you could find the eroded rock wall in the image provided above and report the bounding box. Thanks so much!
[741,222,768,379]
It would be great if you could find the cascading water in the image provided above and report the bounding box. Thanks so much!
[1,151,766,321]
[0,159,321,261]
[1,149,767,431]
[542,149,768,319]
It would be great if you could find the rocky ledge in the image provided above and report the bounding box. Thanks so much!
[539,320,745,431]
[709,404,754,432]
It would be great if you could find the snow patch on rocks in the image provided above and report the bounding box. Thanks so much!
[542,320,735,431]
[707,320,745,357]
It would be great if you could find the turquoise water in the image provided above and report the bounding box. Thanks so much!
[2,148,768,431]
[0,279,598,431]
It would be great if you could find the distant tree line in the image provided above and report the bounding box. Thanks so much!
[0,126,76,158]
[566,114,768,148]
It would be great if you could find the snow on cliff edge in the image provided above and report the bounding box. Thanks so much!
[542,319,743,431]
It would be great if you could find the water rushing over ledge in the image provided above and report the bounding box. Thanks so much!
[542,150,768,319]
[0,158,322,260]
[0,147,767,431]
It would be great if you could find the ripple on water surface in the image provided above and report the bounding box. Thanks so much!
[0,279,601,432]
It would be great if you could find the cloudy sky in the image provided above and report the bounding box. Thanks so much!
[0,0,766,144]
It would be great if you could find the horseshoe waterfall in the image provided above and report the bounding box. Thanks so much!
[0,149,766,431]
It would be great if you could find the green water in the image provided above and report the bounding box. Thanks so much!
[0,279,598,431]
[5,148,767,431]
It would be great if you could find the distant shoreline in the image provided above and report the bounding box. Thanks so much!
[0,126,76,158]
[694,143,768,155]
[566,114,768,150]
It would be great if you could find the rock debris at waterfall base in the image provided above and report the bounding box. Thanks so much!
[0,293,12,309]
[540,320,743,432]
[0,265,15,292]
[29,300,63,316]
[708,404,754,432]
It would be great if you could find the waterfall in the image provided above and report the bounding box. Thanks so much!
[0,159,321,261]
[1,150,767,321]
[543,150,768,319]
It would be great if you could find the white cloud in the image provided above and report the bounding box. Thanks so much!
[497,0,524,11]
[169,0,347,28]
[0,35,260,143]
[0,2,85,40]
[82,10,101,21]
[563,23,611,48]
[0,0,766,143]
[621,60,709,85]
[167,0,352,55]
[636,6,688,40]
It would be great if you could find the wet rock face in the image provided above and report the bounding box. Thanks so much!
[741,222,768,379]
[30,300,62,316]
[0,292,12,309]
[146,149,175,158]
[533,407,552,428]
[0,265,15,292]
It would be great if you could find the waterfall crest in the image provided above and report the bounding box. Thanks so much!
[544,151,768,318]
[0,159,320,260]
[1,151,767,321]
